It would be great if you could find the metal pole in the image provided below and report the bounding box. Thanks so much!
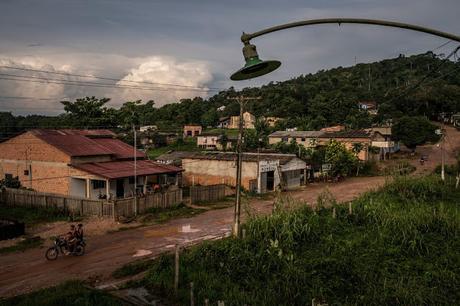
[241,18,460,43]
[441,122,445,181]
[133,123,138,215]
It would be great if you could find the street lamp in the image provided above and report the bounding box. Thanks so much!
[231,18,460,80]
[229,18,460,236]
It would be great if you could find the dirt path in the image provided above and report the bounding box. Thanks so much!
[1,126,459,298]
[0,177,386,297]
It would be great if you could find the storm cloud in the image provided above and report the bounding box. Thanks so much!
[0,0,459,114]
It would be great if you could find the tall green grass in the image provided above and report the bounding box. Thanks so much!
[144,176,460,305]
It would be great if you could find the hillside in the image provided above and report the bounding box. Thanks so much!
[1,51,460,138]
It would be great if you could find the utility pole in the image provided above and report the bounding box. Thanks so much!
[441,121,445,181]
[133,121,138,215]
[229,96,260,237]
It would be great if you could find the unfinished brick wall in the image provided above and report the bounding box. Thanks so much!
[0,132,73,194]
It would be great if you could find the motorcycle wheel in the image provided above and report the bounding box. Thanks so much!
[74,245,85,256]
[45,247,59,260]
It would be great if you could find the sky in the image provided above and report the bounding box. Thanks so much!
[0,0,459,115]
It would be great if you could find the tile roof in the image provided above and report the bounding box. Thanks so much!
[73,160,182,179]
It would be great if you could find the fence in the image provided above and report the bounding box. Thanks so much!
[0,188,112,217]
[0,187,183,220]
[113,189,183,219]
[189,184,230,204]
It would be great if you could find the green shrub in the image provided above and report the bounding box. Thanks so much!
[142,176,460,305]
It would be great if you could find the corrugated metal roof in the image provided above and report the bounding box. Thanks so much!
[73,160,182,179]
[323,129,371,138]
[94,138,146,159]
[30,129,145,158]
[180,151,300,165]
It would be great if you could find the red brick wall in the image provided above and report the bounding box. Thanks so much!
[0,132,73,194]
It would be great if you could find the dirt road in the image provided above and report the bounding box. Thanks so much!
[0,177,386,297]
[1,126,458,298]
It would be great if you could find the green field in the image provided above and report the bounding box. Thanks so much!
[140,175,460,305]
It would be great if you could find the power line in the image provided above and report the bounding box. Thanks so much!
[0,74,220,93]
[0,65,224,91]
[385,45,460,104]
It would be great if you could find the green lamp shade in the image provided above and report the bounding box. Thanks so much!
[230,56,281,81]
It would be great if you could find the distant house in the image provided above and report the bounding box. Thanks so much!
[139,131,178,149]
[217,116,230,129]
[268,131,325,148]
[263,116,283,127]
[139,125,158,132]
[366,127,400,160]
[0,129,182,199]
[228,112,256,129]
[269,129,372,161]
[358,101,378,115]
[180,152,307,193]
[183,125,202,137]
[196,133,237,150]
[320,130,372,161]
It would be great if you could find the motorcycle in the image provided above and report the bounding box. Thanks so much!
[45,236,86,260]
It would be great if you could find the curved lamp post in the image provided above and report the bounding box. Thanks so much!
[229,18,460,237]
[230,18,460,80]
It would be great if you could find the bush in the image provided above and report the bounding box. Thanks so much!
[142,176,460,305]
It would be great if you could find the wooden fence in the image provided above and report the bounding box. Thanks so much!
[189,184,230,204]
[0,187,183,220]
[113,189,183,219]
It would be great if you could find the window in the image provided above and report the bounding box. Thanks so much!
[301,138,306,142]
[5,173,13,180]
[92,180,106,189]
[281,137,288,142]
[24,170,29,176]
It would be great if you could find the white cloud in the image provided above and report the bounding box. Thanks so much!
[117,56,213,106]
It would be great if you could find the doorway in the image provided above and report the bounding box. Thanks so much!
[266,171,274,191]
[116,179,124,198]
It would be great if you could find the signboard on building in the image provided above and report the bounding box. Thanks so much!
[322,163,332,172]
[260,160,278,172]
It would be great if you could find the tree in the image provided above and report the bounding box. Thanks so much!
[392,116,440,152]
[61,96,113,128]
[324,140,358,177]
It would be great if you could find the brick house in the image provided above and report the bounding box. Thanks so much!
[183,125,202,137]
[0,129,181,199]
[196,133,237,150]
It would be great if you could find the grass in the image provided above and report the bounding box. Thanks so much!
[112,258,156,279]
[0,206,67,226]
[0,280,122,306]
[203,128,240,137]
[138,204,204,224]
[147,138,200,159]
[138,175,460,305]
[0,236,44,254]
